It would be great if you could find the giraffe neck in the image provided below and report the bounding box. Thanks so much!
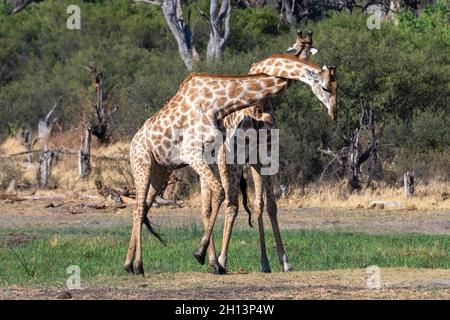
[181,74,289,120]
[250,54,321,87]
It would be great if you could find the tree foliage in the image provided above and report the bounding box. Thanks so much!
[0,0,448,183]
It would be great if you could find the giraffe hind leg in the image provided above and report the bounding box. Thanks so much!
[124,150,170,275]
[250,165,271,273]
[124,160,151,275]
[266,176,292,272]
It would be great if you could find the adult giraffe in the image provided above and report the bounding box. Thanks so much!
[125,55,336,276]
[202,32,337,273]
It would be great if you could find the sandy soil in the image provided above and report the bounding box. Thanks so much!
[1,268,449,300]
[0,199,449,235]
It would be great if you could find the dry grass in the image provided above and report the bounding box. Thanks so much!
[1,135,449,210]
[0,135,132,193]
[278,181,450,210]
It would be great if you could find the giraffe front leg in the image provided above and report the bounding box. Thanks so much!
[190,161,225,273]
[199,177,221,272]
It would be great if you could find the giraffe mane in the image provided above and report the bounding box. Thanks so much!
[189,73,270,80]
[260,53,321,70]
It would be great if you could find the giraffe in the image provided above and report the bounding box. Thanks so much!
[201,33,338,273]
[126,71,309,275]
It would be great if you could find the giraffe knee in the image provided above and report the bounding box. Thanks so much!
[215,187,225,203]
[225,206,238,220]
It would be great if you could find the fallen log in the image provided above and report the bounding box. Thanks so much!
[0,194,66,202]
[368,200,405,209]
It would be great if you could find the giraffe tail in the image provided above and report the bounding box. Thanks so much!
[143,216,166,245]
[240,173,253,228]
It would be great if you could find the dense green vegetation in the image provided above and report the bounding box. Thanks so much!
[0,0,448,185]
[1,225,449,285]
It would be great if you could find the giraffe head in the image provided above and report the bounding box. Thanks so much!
[250,55,337,120]
[286,30,318,59]
[310,65,337,121]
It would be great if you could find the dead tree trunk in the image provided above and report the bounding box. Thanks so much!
[404,171,415,197]
[18,128,33,164]
[198,0,232,62]
[279,0,296,26]
[347,128,361,190]
[79,125,92,178]
[9,0,40,14]
[134,0,199,70]
[86,66,117,144]
[37,150,57,188]
[346,102,382,190]
[362,106,383,186]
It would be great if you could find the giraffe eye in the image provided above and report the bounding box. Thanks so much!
[321,86,330,93]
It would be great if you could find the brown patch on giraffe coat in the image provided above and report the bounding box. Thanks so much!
[181,104,189,113]
[162,138,171,149]
[228,85,241,99]
[214,89,226,96]
[215,97,227,107]
[247,81,262,91]
[201,87,213,99]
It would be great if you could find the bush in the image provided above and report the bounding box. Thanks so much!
[0,1,448,186]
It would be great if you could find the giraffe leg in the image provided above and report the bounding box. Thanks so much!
[251,165,271,273]
[217,164,241,272]
[266,176,292,272]
[257,215,271,273]
[125,152,170,276]
[124,158,151,275]
[199,177,221,272]
[190,161,225,272]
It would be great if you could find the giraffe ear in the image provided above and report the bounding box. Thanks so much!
[297,30,303,38]
[310,47,318,55]
[329,66,337,78]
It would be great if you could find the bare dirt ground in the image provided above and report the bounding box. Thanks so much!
[1,200,449,235]
[0,199,449,300]
[1,268,449,300]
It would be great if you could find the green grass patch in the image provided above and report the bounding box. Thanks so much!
[0,225,449,286]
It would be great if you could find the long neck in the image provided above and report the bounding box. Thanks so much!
[250,55,320,87]
[210,76,288,120]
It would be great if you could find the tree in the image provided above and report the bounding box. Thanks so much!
[134,0,199,70]
[85,65,117,144]
[197,0,232,62]
[136,0,232,67]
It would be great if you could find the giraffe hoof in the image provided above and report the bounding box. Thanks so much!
[135,263,145,276]
[283,264,293,272]
[213,265,227,275]
[261,266,272,273]
[124,264,134,275]
[193,251,206,265]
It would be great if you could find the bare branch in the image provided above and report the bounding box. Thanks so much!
[133,0,162,5]
[10,0,36,15]
[195,5,211,23]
